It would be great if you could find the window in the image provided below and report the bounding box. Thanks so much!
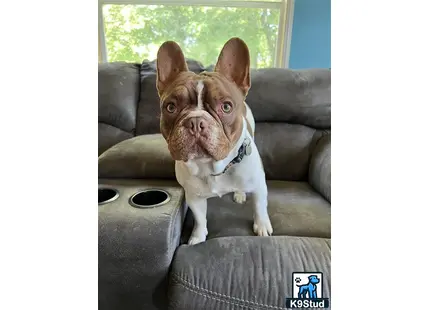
[98,0,294,68]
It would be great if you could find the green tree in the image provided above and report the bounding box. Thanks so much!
[103,4,280,68]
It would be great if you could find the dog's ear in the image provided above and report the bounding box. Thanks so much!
[214,37,251,96]
[156,41,189,96]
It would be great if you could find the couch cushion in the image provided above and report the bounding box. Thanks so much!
[256,123,324,181]
[246,68,331,129]
[309,133,331,202]
[98,62,141,133]
[169,236,331,310]
[98,134,175,179]
[181,181,331,243]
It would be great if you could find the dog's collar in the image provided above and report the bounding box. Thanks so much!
[211,138,252,176]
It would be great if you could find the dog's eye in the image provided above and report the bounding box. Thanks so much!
[166,103,176,113]
[221,101,232,113]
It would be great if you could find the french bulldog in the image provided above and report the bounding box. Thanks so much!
[156,37,273,245]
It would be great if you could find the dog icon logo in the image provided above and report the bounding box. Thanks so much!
[286,272,329,309]
[296,274,320,299]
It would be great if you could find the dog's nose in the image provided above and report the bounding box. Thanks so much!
[185,117,207,135]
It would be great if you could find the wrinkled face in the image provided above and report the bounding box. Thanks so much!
[159,72,245,161]
[156,38,251,162]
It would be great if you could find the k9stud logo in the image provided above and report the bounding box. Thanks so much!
[285,272,330,309]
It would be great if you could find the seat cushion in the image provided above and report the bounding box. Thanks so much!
[169,236,331,310]
[181,181,330,243]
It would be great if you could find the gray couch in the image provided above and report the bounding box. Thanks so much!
[98,60,331,310]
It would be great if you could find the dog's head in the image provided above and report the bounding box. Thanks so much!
[308,275,320,284]
[155,38,251,162]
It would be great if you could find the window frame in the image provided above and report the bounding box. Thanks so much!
[98,0,295,68]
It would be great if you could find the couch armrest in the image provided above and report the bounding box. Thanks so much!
[309,133,331,202]
[98,179,187,310]
[98,134,175,179]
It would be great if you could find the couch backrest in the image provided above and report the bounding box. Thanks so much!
[98,62,140,155]
[98,61,331,181]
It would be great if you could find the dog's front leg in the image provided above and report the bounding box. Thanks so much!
[251,184,273,236]
[186,193,208,245]
[310,287,318,299]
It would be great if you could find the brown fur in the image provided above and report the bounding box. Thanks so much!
[156,38,251,162]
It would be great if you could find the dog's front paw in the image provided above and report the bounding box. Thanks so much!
[233,191,247,204]
[188,227,208,245]
[253,217,273,236]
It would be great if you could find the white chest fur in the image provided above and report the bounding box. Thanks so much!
[176,159,259,199]
[174,119,265,199]
[177,165,251,198]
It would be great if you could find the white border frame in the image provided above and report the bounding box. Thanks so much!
[98,3,108,63]
[277,0,294,68]
[98,0,294,67]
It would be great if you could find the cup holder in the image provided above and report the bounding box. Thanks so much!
[129,189,171,209]
[98,188,119,205]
